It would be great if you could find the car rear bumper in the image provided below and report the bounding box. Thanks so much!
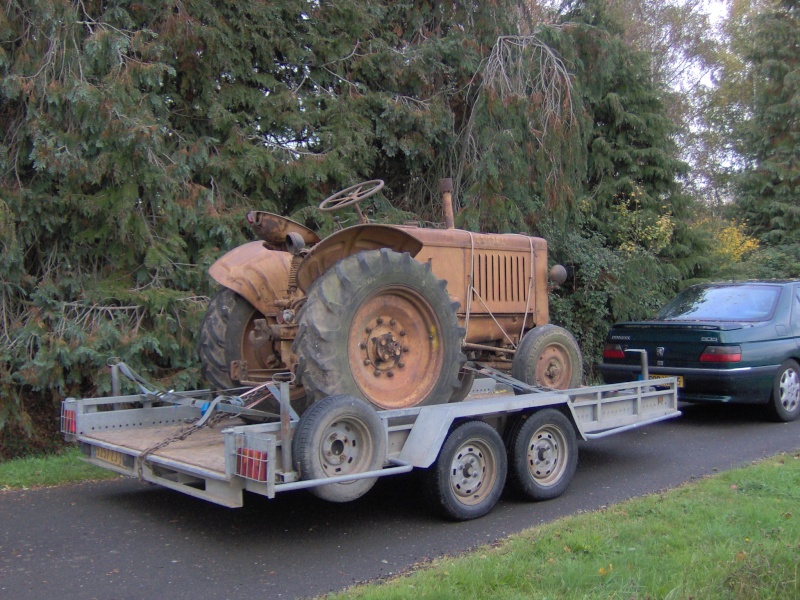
[599,363,777,405]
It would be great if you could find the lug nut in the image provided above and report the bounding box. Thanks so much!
[364,359,371,365]
[376,317,384,325]
[365,326,372,334]
[400,330,406,336]
[403,346,409,353]
[390,319,396,326]
[398,361,405,368]
[387,371,394,378]
[374,370,381,377]
[359,342,366,349]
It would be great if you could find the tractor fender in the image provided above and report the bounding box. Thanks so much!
[295,224,424,293]
[208,241,292,317]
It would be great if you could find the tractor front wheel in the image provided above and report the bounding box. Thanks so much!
[512,325,582,390]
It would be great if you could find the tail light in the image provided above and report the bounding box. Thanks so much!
[61,408,77,434]
[603,343,626,360]
[236,448,268,481]
[700,345,742,363]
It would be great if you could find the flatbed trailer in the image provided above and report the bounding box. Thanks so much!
[62,366,680,521]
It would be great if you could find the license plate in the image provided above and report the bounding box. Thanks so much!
[647,374,684,387]
[95,447,125,468]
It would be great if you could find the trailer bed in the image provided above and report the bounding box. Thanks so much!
[63,377,680,513]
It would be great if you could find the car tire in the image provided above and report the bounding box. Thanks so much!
[767,359,800,422]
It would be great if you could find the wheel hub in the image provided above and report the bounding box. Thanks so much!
[368,329,404,371]
[347,286,444,410]
[530,437,558,477]
[527,427,565,484]
[780,369,800,411]
[320,420,363,474]
[450,445,487,498]
[536,345,571,388]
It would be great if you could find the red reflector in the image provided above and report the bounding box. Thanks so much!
[62,409,77,434]
[236,448,268,481]
[603,344,625,359]
[700,345,742,363]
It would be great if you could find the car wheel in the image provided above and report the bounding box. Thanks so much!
[767,359,800,422]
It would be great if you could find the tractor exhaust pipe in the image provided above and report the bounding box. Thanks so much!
[439,178,455,229]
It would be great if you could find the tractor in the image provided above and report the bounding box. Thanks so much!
[198,178,581,413]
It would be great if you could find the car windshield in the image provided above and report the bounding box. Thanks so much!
[655,285,781,322]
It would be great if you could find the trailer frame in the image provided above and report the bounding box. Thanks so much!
[62,363,679,517]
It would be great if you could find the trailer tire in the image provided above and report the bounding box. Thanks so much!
[425,420,507,521]
[512,325,582,390]
[292,394,386,503]
[508,409,578,501]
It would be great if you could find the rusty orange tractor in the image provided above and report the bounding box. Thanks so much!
[198,179,581,412]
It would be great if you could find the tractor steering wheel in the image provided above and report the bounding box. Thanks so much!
[319,180,385,212]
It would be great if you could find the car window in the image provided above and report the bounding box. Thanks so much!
[793,287,800,332]
[655,285,781,321]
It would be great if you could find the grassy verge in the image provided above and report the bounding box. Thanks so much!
[0,446,118,489]
[331,452,800,600]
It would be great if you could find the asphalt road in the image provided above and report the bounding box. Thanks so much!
[2,402,799,599]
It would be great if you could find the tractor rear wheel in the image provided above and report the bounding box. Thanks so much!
[198,288,279,390]
[294,249,466,410]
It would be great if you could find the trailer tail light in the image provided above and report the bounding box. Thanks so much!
[602,344,626,360]
[61,407,77,434]
[236,447,268,482]
[700,345,742,363]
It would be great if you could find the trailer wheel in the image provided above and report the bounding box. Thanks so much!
[198,288,279,389]
[425,420,507,521]
[508,409,578,501]
[292,394,386,503]
[512,325,582,390]
[294,248,465,410]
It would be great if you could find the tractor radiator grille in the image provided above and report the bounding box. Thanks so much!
[471,253,529,304]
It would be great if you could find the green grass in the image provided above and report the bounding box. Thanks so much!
[330,452,800,600]
[0,446,118,489]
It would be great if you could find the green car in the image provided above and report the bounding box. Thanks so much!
[599,281,800,422]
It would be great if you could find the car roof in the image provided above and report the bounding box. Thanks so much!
[689,280,800,287]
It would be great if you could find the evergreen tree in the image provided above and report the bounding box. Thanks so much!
[734,0,800,245]
[0,0,707,454]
